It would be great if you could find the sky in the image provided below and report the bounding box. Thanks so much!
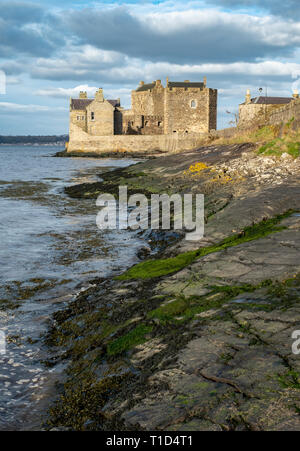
[1,0,300,134]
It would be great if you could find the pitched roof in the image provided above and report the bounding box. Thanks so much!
[168,82,204,89]
[136,83,156,92]
[70,98,120,110]
[251,96,294,105]
[107,99,121,107]
[71,99,93,110]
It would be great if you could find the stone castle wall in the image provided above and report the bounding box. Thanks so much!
[67,123,207,154]
[267,98,300,125]
[208,89,218,131]
[163,87,217,135]
[238,103,282,128]
[70,109,87,132]
[131,82,165,117]
[239,97,300,129]
[86,99,114,136]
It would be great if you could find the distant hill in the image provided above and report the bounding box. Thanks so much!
[0,135,69,145]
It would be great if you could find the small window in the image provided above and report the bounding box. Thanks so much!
[158,121,162,127]
[191,100,197,108]
[77,116,80,121]
[145,121,149,126]
[82,116,85,120]
[91,112,95,121]
[173,130,177,134]
[185,130,189,134]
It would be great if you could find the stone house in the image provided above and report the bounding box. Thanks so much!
[238,89,299,127]
[69,77,217,140]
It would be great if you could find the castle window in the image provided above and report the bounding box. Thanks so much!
[191,100,197,109]
[173,130,177,134]
[91,112,95,121]
[145,121,149,126]
[158,121,162,127]
[77,116,80,120]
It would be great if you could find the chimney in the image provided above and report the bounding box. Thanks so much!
[79,91,87,99]
[155,80,162,86]
[95,88,104,102]
[139,81,145,86]
[203,76,207,87]
[293,89,299,99]
[245,89,251,104]
[166,77,169,85]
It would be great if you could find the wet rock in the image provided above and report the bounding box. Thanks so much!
[47,143,300,431]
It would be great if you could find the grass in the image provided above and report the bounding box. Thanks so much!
[212,121,300,157]
[117,211,292,281]
[211,125,278,146]
[252,123,300,158]
[257,139,300,158]
[107,324,153,356]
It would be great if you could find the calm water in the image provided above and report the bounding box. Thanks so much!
[0,146,143,430]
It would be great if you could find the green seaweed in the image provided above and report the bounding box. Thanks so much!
[277,370,300,390]
[107,324,153,356]
[117,211,292,280]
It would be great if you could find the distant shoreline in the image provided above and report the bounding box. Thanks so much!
[0,142,66,147]
[0,135,68,146]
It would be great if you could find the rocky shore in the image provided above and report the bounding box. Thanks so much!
[46,143,300,431]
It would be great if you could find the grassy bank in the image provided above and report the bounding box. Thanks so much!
[212,121,300,158]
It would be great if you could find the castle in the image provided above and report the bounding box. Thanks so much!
[68,78,217,154]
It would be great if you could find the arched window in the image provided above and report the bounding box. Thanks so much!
[191,100,197,109]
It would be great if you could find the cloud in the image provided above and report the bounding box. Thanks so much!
[35,84,99,98]
[0,1,45,24]
[1,1,300,134]
[65,6,300,64]
[0,60,24,76]
[0,102,67,113]
[30,45,126,81]
[0,2,65,58]
[6,76,20,85]
[205,0,300,19]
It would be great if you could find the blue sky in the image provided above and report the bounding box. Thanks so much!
[1,0,300,134]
